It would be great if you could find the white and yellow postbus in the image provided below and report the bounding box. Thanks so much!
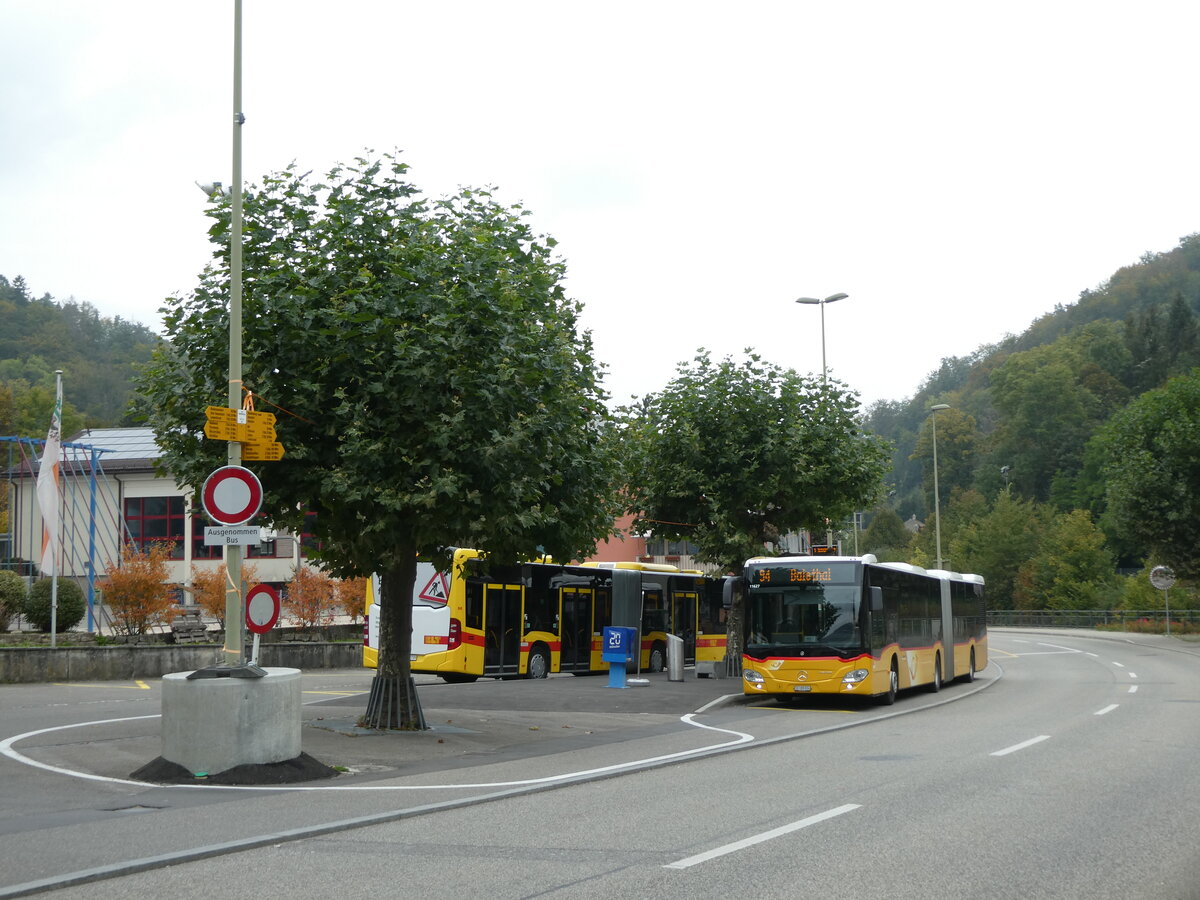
[741,554,986,703]
[364,549,730,681]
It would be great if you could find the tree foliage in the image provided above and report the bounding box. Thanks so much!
[622,351,890,575]
[1015,509,1116,610]
[1098,370,1200,579]
[188,562,260,629]
[138,154,620,728]
[102,542,177,635]
[0,274,159,430]
[860,506,912,561]
[284,567,339,630]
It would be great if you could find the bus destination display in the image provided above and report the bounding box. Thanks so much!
[748,562,856,587]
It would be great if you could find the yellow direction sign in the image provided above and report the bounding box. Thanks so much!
[204,406,277,444]
[241,441,285,461]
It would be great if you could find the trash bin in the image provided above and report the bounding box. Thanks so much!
[666,633,684,682]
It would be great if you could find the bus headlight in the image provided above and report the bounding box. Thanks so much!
[743,670,764,685]
[842,669,870,684]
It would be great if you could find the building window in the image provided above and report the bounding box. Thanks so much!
[124,496,196,559]
[644,539,699,557]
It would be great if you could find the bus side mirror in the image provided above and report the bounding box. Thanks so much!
[870,587,883,613]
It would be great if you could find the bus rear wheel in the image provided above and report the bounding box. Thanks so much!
[648,643,667,673]
[959,649,977,683]
[927,654,942,693]
[527,644,550,679]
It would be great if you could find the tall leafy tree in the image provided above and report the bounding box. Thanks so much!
[1015,509,1115,610]
[1098,370,1200,579]
[140,155,620,728]
[950,491,1049,608]
[860,506,912,561]
[621,351,890,659]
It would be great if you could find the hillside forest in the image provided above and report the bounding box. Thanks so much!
[3,229,1200,617]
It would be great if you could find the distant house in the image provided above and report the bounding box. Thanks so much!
[4,427,316,625]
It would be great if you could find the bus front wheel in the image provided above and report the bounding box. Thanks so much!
[879,661,898,706]
[527,644,550,679]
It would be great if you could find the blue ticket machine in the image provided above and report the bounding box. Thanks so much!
[602,626,637,689]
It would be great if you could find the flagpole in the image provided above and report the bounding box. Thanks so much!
[47,371,63,647]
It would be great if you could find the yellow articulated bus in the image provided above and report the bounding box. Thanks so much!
[363,549,731,681]
[741,554,986,704]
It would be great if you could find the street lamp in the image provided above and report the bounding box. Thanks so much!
[795,292,848,384]
[929,403,950,569]
[195,1,247,669]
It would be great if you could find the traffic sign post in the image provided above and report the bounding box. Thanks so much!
[205,406,285,461]
[1150,565,1176,636]
[245,583,281,666]
[201,465,263,526]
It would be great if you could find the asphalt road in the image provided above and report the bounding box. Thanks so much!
[2,629,1199,899]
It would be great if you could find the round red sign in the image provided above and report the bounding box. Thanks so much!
[201,465,263,525]
[245,583,281,634]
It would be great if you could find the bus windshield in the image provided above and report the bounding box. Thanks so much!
[746,583,862,657]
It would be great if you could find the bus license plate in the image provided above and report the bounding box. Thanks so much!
[793,685,812,692]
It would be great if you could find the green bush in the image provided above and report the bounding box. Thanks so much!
[23,578,86,632]
[0,570,27,632]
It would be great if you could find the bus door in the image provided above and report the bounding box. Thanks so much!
[559,586,593,672]
[641,586,669,670]
[483,583,522,677]
[671,588,699,664]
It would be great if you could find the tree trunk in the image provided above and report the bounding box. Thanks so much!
[360,549,426,730]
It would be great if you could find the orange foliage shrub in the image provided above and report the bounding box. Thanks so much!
[103,542,176,636]
[188,562,260,629]
[335,576,368,624]
[285,567,338,630]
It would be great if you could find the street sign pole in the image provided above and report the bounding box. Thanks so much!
[1150,565,1176,637]
[225,0,246,670]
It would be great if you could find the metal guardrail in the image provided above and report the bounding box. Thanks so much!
[989,609,1200,629]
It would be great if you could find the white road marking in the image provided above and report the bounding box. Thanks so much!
[1037,642,1083,653]
[1129,686,1138,694]
[1095,704,1119,716]
[0,712,754,793]
[664,804,861,869]
[991,735,1051,757]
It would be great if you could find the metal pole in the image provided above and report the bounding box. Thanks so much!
[86,447,98,632]
[818,300,827,383]
[930,404,949,570]
[49,370,62,647]
[222,0,246,667]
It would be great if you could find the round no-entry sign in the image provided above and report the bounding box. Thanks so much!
[202,465,263,525]
[245,584,281,634]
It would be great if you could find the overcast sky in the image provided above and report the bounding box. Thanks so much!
[4,1,1199,410]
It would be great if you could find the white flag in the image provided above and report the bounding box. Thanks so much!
[36,377,63,577]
